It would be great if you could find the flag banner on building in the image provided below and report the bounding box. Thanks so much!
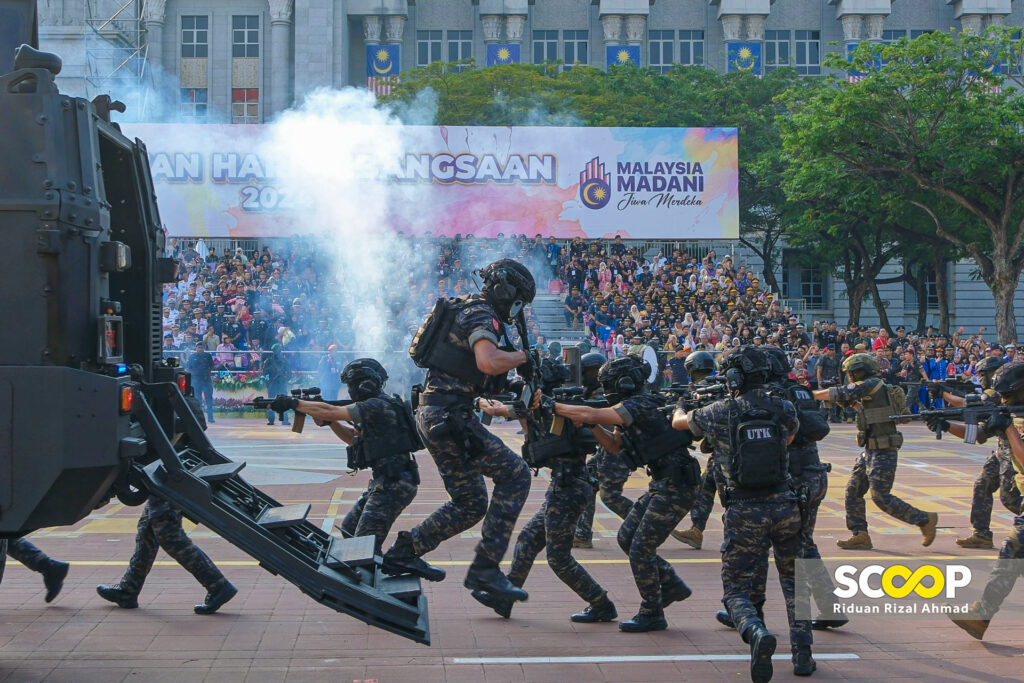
[846,42,866,83]
[366,44,400,96]
[121,124,739,240]
[726,42,762,76]
[981,48,1002,94]
[486,43,521,66]
[846,42,883,82]
[606,45,641,68]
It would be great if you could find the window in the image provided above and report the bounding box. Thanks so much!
[799,266,826,308]
[533,30,558,64]
[904,267,939,310]
[679,30,704,66]
[999,30,1022,75]
[795,30,820,75]
[881,30,906,45]
[764,30,790,72]
[181,16,208,58]
[180,88,207,119]
[563,29,588,68]
[231,16,259,58]
[447,30,472,70]
[417,30,442,67]
[649,30,674,73]
[232,88,259,124]
[910,29,933,40]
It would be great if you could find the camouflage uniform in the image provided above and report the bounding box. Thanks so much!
[6,538,52,572]
[339,396,420,553]
[408,298,531,564]
[117,496,230,598]
[508,461,607,603]
[574,446,633,543]
[615,393,699,617]
[687,461,720,532]
[829,377,930,533]
[967,393,1023,541]
[688,391,812,649]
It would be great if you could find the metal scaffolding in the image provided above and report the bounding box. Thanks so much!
[85,0,150,118]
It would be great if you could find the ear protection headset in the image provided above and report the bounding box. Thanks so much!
[723,347,766,391]
[341,358,388,399]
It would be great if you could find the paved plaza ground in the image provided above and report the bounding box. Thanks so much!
[2,419,1023,682]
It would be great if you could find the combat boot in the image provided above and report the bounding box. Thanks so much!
[837,531,872,550]
[792,645,816,676]
[670,526,703,549]
[382,531,446,582]
[570,594,617,623]
[950,602,990,640]
[661,578,692,608]
[716,610,736,629]
[464,560,528,602]
[471,590,514,619]
[956,533,993,549]
[195,581,237,615]
[42,559,69,603]
[744,623,777,683]
[811,614,848,630]
[572,537,594,549]
[96,584,139,609]
[619,609,668,632]
[920,512,939,547]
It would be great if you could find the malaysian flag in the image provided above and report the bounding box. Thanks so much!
[847,74,866,83]
[366,44,400,97]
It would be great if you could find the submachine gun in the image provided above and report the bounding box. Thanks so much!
[247,386,355,434]
[890,404,1024,444]
[0,2,427,644]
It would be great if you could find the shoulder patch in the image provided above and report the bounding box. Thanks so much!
[847,383,857,391]
[493,318,501,332]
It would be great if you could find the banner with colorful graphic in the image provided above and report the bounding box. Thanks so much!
[486,43,521,66]
[121,124,739,240]
[606,45,641,68]
[366,44,400,96]
[726,42,762,75]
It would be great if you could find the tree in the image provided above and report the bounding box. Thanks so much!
[780,29,1024,342]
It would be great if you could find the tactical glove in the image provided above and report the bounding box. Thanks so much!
[270,394,299,414]
[985,411,1013,435]
[924,414,950,433]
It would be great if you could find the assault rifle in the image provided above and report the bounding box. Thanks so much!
[246,386,354,434]
[902,378,980,400]
[890,404,1024,443]
[660,380,728,412]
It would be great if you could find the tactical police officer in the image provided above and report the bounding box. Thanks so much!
[574,351,633,548]
[273,358,421,555]
[5,539,69,603]
[96,495,237,614]
[471,392,617,623]
[714,347,846,633]
[264,343,292,426]
[382,259,535,603]
[950,362,1024,640]
[926,356,1022,549]
[670,350,720,549]
[555,356,698,632]
[812,353,938,550]
[673,346,814,681]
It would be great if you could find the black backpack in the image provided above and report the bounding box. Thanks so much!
[729,398,789,490]
[785,383,830,443]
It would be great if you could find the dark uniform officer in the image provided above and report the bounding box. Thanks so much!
[671,350,719,549]
[715,347,846,633]
[383,258,535,602]
[275,358,420,554]
[96,495,237,613]
[927,356,1022,549]
[4,538,69,603]
[574,351,632,547]
[471,391,616,623]
[556,356,698,633]
[675,345,814,681]
[813,353,937,550]
[264,344,292,425]
[951,362,1024,640]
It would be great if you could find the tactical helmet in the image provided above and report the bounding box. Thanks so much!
[993,361,1024,399]
[762,346,791,382]
[842,353,879,381]
[977,355,1006,390]
[684,350,717,383]
[720,345,771,391]
[539,357,570,392]
[598,355,648,404]
[341,358,388,401]
[580,351,606,395]
[480,258,536,321]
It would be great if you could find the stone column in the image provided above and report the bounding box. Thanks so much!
[986,14,1006,28]
[268,0,295,117]
[960,14,984,34]
[363,14,383,45]
[601,15,623,45]
[482,15,502,44]
[864,15,885,42]
[720,15,743,41]
[743,15,765,42]
[385,15,406,44]
[506,15,526,44]
[841,15,863,43]
[142,0,167,70]
[624,15,646,45]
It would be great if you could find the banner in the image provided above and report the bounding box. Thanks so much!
[486,43,521,66]
[607,45,641,68]
[366,44,400,96]
[122,124,739,240]
[727,42,762,75]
